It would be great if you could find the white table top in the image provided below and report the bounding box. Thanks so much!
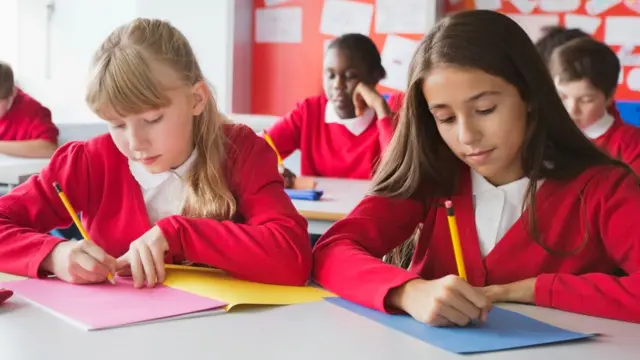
[1,288,639,360]
[293,177,371,220]
[0,155,49,185]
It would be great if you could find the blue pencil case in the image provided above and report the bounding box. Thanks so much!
[285,189,324,201]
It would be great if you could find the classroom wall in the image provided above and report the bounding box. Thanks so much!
[4,0,252,128]
[250,0,439,116]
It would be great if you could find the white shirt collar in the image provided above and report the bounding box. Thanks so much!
[471,169,531,197]
[583,112,615,139]
[325,102,375,136]
[129,150,197,190]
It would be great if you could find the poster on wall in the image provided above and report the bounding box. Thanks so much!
[320,0,374,37]
[458,0,640,101]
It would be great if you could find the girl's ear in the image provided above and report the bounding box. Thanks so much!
[191,81,209,116]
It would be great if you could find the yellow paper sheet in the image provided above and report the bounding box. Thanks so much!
[0,272,26,282]
[162,266,335,311]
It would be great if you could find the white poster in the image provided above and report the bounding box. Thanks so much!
[264,0,292,6]
[563,14,602,35]
[538,0,581,12]
[627,68,640,91]
[510,0,537,13]
[474,0,502,10]
[255,7,303,43]
[375,0,437,34]
[585,0,622,15]
[379,35,420,91]
[604,16,640,46]
[508,14,560,42]
[320,0,374,37]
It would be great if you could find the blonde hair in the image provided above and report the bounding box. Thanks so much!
[86,18,236,220]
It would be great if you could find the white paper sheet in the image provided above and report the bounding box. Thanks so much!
[375,0,437,34]
[510,0,537,13]
[379,35,419,91]
[255,7,303,43]
[618,46,640,66]
[585,0,622,15]
[604,16,640,46]
[563,14,602,35]
[626,68,640,91]
[538,0,581,12]
[264,0,292,6]
[320,0,374,37]
[626,1,640,13]
[474,0,501,10]
[508,14,560,42]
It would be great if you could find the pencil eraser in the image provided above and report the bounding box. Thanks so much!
[444,200,453,208]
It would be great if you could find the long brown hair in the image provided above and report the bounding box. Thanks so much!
[375,10,631,266]
[86,18,235,220]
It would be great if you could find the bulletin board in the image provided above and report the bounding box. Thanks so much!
[251,0,439,115]
[450,0,640,102]
[251,0,640,116]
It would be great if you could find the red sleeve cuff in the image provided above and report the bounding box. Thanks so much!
[374,271,421,313]
[156,216,182,261]
[29,236,64,278]
[534,273,556,308]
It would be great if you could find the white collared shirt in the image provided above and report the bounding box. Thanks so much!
[325,102,375,136]
[471,170,541,257]
[128,151,197,224]
[583,112,615,139]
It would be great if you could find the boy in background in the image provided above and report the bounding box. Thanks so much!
[549,38,640,173]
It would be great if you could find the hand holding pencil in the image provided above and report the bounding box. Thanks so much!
[39,182,118,285]
[385,200,491,327]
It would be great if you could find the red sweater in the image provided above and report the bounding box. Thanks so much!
[0,89,58,143]
[0,124,311,285]
[266,93,403,179]
[592,114,640,174]
[313,165,640,323]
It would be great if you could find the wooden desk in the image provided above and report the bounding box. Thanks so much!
[292,177,371,234]
[1,271,639,360]
[0,155,49,187]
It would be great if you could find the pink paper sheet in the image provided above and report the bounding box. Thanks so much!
[0,277,227,330]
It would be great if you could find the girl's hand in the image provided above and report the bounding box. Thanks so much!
[279,164,297,189]
[387,276,492,327]
[116,226,168,288]
[41,240,117,284]
[352,83,392,119]
[479,278,536,304]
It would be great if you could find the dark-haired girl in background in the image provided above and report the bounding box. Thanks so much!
[264,33,403,185]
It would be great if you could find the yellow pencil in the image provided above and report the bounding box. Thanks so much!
[53,182,116,285]
[445,200,467,281]
[263,133,283,165]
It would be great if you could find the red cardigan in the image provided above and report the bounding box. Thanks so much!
[0,89,58,143]
[0,124,312,285]
[313,165,640,322]
[592,113,640,174]
[265,93,403,179]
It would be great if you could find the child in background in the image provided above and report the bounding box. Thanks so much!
[535,26,623,120]
[264,33,403,184]
[0,62,58,158]
[535,26,589,65]
[549,37,640,173]
[0,18,311,288]
[313,10,640,325]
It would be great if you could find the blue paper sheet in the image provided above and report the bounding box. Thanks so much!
[326,297,594,354]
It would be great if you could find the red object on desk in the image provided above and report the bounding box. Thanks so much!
[0,289,13,304]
